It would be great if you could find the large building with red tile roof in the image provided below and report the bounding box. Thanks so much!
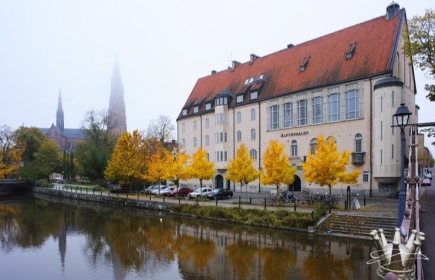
[177,2,419,197]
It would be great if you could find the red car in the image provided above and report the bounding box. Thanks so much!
[167,187,193,197]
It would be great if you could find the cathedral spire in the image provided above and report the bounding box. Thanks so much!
[56,89,64,131]
[108,60,127,135]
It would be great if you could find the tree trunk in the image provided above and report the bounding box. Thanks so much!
[328,184,332,213]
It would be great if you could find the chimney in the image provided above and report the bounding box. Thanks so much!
[231,60,241,71]
[287,44,294,48]
[211,70,217,75]
[249,54,260,64]
[386,1,400,20]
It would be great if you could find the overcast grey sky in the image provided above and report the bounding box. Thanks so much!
[0,0,433,154]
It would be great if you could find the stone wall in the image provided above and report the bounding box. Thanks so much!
[33,187,172,212]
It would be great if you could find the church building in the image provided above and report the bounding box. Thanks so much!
[41,62,127,151]
[177,3,419,197]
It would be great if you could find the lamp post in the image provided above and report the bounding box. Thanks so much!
[393,103,411,227]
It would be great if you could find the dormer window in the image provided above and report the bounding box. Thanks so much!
[300,56,310,72]
[182,109,188,116]
[346,43,357,60]
[215,97,228,106]
[250,91,258,100]
[193,106,199,113]
[205,103,212,110]
[236,94,244,103]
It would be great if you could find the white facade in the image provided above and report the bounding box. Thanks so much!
[177,4,417,197]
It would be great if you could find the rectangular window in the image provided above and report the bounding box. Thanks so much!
[297,100,307,126]
[250,109,256,120]
[236,95,244,103]
[363,174,369,183]
[270,105,279,130]
[312,96,323,124]
[346,90,359,119]
[250,91,258,100]
[380,149,383,164]
[283,102,293,128]
[380,97,383,112]
[392,144,394,159]
[392,116,395,135]
[205,103,211,110]
[392,91,395,106]
[381,121,383,140]
[328,93,340,122]
[182,109,187,116]
[193,106,199,113]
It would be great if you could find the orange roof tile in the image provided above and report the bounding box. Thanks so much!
[179,9,404,119]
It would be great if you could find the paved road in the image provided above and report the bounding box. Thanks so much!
[420,168,434,279]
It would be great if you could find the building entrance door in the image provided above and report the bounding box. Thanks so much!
[215,175,223,189]
[289,175,302,192]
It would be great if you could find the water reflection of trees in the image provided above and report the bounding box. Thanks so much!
[0,198,375,279]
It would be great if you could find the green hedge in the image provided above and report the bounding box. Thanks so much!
[171,204,322,229]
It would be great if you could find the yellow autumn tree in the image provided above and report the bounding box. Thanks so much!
[189,148,215,189]
[260,140,297,195]
[226,143,259,193]
[144,146,173,194]
[302,134,360,213]
[105,130,148,192]
[170,148,191,191]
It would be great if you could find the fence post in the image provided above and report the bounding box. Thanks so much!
[364,195,366,206]
[250,197,252,205]
[215,198,218,207]
[264,197,266,210]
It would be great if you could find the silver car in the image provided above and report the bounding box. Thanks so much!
[188,187,213,199]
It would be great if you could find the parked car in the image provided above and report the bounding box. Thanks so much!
[424,173,432,181]
[188,187,213,199]
[421,178,431,187]
[160,187,176,196]
[143,185,159,194]
[151,185,169,195]
[167,187,193,197]
[205,188,233,200]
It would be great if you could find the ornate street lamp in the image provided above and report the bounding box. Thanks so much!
[393,103,411,227]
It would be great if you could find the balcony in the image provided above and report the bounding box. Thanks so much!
[351,152,366,165]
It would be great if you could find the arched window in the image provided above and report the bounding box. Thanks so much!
[236,111,242,123]
[182,123,185,133]
[250,149,257,160]
[205,118,209,128]
[193,120,197,131]
[326,136,336,144]
[193,137,197,147]
[236,131,242,142]
[310,138,317,155]
[205,135,209,146]
[250,108,256,120]
[182,139,185,148]
[250,129,256,140]
[354,133,363,152]
[291,140,297,157]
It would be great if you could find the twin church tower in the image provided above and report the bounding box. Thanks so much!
[45,61,127,151]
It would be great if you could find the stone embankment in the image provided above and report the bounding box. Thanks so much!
[34,187,400,241]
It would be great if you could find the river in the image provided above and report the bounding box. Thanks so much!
[0,193,379,280]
